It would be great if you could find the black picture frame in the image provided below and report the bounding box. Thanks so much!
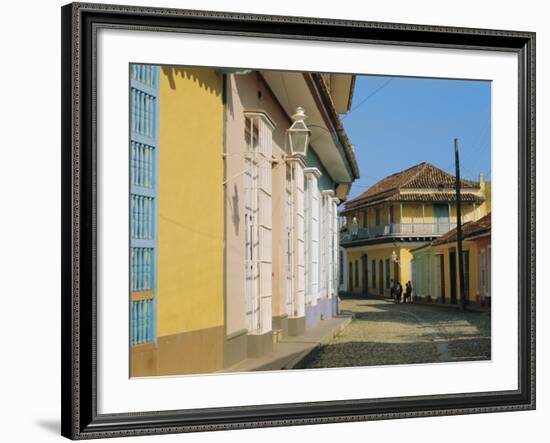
[61,2,536,439]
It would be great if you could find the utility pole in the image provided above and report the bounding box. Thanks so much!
[454,138,467,309]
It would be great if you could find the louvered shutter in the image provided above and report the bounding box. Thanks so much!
[129,64,159,345]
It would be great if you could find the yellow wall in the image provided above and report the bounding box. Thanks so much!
[346,245,413,296]
[348,199,490,229]
[399,248,413,284]
[479,180,492,216]
[157,67,224,337]
[435,241,479,303]
[401,204,423,223]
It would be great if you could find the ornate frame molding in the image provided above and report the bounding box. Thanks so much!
[61,2,535,439]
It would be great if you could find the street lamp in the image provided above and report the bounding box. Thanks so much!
[351,216,359,238]
[391,250,399,264]
[287,107,310,157]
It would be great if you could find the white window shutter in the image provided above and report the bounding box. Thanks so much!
[292,161,306,318]
[244,113,274,335]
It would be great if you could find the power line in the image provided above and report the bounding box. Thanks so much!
[341,78,394,121]
[308,77,395,146]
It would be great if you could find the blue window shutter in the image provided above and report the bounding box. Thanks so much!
[130,64,159,345]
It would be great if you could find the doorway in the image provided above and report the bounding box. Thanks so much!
[434,203,450,234]
[463,250,470,303]
[348,261,353,293]
[439,254,446,303]
[449,248,457,304]
[378,260,384,295]
[361,254,368,295]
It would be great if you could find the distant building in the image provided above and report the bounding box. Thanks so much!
[339,162,490,298]
[411,213,491,306]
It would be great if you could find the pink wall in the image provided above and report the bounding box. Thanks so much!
[224,72,293,335]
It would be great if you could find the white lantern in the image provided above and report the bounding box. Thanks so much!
[351,217,359,236]
[287,107,310,157]
[392,250,399,264]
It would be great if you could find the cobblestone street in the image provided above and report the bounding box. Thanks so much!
[297,295,491,369]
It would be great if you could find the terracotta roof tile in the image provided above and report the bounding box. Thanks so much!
[385,192,483,203]
[432,213,491,246]
[345,162,479,210]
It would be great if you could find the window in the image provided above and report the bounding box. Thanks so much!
[371,259,376,288]
[244,116,259,148]
[354,260,359,287]
[130,64,159,346]
[375,207,381,226]
[321,195,327,295]
[389,205,395,224]
[305,175,311,302]
[305,170,321,304]
[285,164,294,313]
[243,112,274,333]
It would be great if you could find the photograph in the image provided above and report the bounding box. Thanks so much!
[129,64,492,377]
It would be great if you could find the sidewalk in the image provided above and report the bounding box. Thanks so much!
[224,315,353,373]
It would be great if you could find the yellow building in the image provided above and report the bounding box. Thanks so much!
[412,213,491,306]
[340,162,490,297]
[130,65,225,376]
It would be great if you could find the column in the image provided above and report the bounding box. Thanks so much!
[332,197,340,298]
[304,168,321,308]
[289,158,306,319]
[322,190,335,320]
[284,158,306,336]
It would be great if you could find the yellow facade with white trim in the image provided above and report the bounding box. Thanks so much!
[132,66,225,377]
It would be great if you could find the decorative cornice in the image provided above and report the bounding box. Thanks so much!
[304,167,322,178]
[243,109,277,129]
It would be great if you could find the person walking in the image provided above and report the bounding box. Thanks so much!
[404,281,412,303]
[393,281,403,304]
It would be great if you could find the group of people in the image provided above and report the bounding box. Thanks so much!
[390,280,413,304]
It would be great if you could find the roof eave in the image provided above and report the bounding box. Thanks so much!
[310,73,360,180]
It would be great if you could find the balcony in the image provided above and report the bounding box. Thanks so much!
[340,222,457,243]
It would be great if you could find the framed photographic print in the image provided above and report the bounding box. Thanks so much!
[61,2,536,439]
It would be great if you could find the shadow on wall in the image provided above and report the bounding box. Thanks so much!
[161,65,222,96]
[231,184,240,236]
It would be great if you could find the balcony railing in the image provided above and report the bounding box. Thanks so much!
[341,222,457,242]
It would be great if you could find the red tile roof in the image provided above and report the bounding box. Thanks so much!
[385,192,482,203]
[344,162,480,211]
[432,212,491,246]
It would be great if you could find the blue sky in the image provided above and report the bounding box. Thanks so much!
[342,75,491,200]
